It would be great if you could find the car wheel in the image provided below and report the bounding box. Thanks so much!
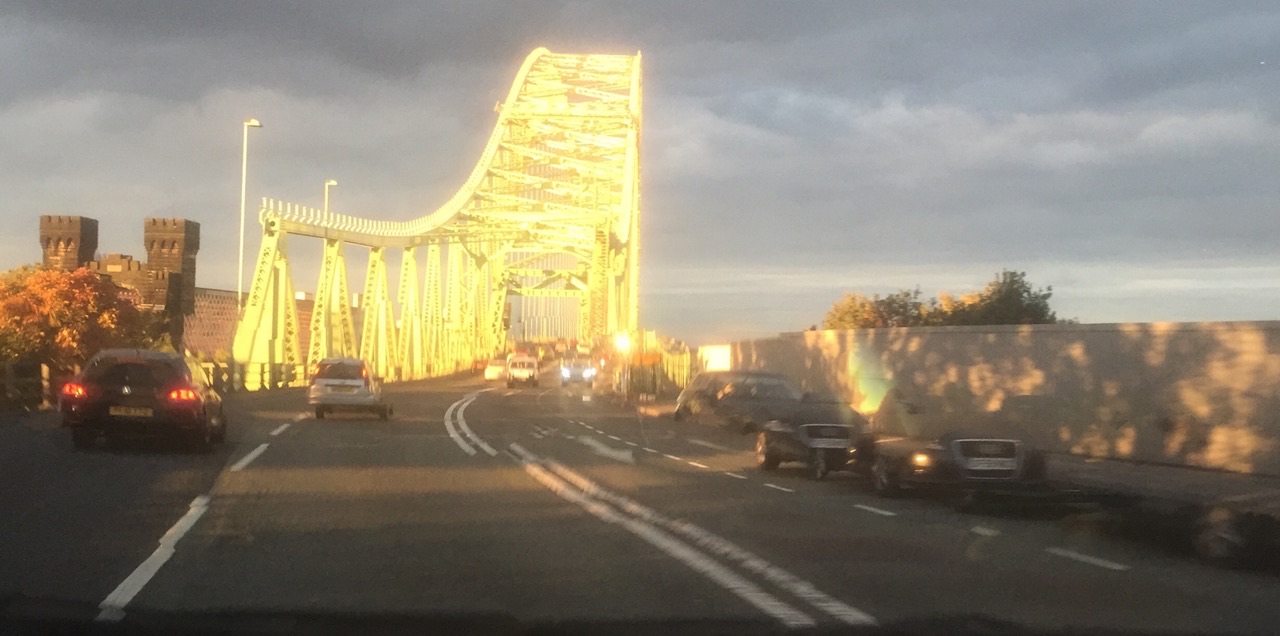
[189,423,214,454]
[315,406,325,419]
[872,456,900,497]
[71,427,95,450]
[378,405,389,421]
[808,449,830,481]
[1194,506,1246,566]
[755,433,780,471]
[211,413,227,443]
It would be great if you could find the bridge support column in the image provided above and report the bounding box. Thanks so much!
[423,242,443,376]
[308,238,357,373]
[232,217,303,390]
[359,246,399,381]
[397,246,424,380]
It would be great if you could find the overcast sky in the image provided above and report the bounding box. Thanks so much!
[3,1,1279,344]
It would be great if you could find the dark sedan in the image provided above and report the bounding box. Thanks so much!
[60,349,227,452]
[855,396,1048,502]
[677,371,865,479]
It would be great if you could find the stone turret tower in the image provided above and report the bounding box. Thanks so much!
[39,215,99,270]
[144,218,200,315]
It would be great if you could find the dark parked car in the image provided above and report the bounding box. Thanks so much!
[60,349,227,451]
[855,393,1048,501]
[676,371,865,480]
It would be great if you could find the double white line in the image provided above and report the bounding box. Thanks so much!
[445,395,497,456]
[507,442,877,629]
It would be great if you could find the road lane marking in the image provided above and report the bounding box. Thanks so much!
[1044,547,1131,571]
[688,438,731,451]
[456,398,498,456]
[853,504,897,517]
[503,391,517,397]
[971,526,1001,537]
[291,412,308,422]
[512,447,817,628]
[578,436,635,464]
[96,495,210,621]
[444,399,477,456]
[625,441,639,447]
[687,461,710,469]
[723,472,748,480]
[538,457,877,626]
[269,423,291,436]
[229,443,269,471]
[607,434,622,441]
[643,447,658,453]
[764,483,794,493]
[663,453,683,461]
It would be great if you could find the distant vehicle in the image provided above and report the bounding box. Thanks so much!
[677,370,864,480]
[309,357,391,420]
[559,358,596,387]
[483,358,507,381]
[507,355,539,388]
[59,349,226,452]
[855,394,1048,501]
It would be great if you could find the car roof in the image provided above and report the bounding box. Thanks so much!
[91,349,182,361]
[317,357,366,365]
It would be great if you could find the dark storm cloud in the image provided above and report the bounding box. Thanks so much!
[2,1,1279,343]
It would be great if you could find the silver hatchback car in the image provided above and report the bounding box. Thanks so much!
[308,358,391,420]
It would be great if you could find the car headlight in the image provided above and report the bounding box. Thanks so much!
[583,368,596,377]
[911,452,933,468]
[561,369,571,378]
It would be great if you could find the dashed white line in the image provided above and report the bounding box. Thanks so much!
[971,525,1001,537]
[269,423,291,436]
[723,472,748,480]
[643,447,658,453]
[229,443,269,471]
[625,441,639,447]
[96,495,210,621]
[1044,547,1131,571]
[687,461,710,469]
[853,504,897,517]
[764,483,794,493]
[663,453,683,461]
[607,434,622,441]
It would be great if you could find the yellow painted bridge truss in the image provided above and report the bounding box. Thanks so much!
[232,48,641,386]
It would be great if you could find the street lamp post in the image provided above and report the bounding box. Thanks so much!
[323,179,338,223]
[237,118,263,315]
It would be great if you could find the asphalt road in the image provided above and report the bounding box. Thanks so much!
[3,372,1280,633]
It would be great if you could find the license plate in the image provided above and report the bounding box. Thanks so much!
[331,386,357,393]
[967,457,1016,470]
[808,439,849,449]
[109,406,153,417]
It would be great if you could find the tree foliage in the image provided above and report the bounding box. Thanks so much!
[822,270,1058,330]
[0,266,169,370]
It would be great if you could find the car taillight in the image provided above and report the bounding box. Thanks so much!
[61,382,87,399]
[168,387,199,402]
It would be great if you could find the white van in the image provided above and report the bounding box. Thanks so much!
[506,356,539,388]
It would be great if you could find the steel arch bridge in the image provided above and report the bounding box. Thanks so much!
[232,48,641,388]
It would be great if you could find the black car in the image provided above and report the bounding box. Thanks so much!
[677,371,865,480]
[60,349,227,451]
[855,394,1048,501]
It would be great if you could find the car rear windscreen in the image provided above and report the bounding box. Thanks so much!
[316,363,364,380]
[86,359,182,388]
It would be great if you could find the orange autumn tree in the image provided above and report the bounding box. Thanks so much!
[0,265,168,370]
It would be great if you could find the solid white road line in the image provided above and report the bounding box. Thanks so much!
[723,472,748,480]
[764,483,795,493]
[853,504,897,517]
[687,438,731,451]
[513,449,816,628]
[456,398,498,456]
[1044,547,1131,571]
[96,495,210,621]
[444,399,477,456]
[971,526,1001,537]
[687,461,710,469]
[539,458,877,626]
[229,443,269,472]
[269,423,291,436]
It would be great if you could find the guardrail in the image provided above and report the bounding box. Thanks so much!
[0,363,59,411]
